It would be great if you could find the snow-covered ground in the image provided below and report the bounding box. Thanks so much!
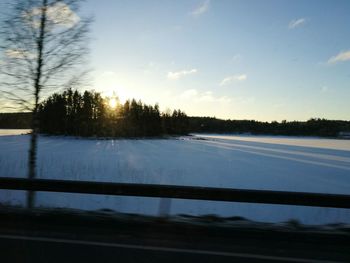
[0,129,31,136]
[0,133,349,225]
[196,134,350,151]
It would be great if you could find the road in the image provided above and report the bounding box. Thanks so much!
[1,234,345,263]
[0,207,349,262]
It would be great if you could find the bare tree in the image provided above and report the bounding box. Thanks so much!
[0,0,92,208]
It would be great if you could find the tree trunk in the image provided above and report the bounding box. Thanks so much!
[26,113,38,209]
[26,0,47,209]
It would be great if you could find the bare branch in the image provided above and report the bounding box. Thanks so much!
[0,0,92,111]
[0,0,92,197]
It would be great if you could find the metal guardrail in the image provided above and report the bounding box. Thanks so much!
[1,177,350,208]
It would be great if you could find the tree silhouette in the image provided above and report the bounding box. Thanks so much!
[38,89,190,138]
[0,0,92,208]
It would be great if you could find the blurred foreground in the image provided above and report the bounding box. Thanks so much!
[0,205,349,263]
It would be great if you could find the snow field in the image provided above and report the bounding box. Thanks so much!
[0,133,349,225]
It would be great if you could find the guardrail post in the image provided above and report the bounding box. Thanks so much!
[158,198,172,218]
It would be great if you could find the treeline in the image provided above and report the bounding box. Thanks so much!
[189,117,350,137]
[38,89,189,137]
[0,112,31,129]
[1,100,350,138]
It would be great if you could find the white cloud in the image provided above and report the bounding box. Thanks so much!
[220,74,247,86]
[179,89,231,103]
[180,89,198,99]
[198,91,231,103]
[327,50,350,64]
[167,69,198,80]
[47,2,80,27]
[288,18,306,29]
[191,0,210,17]
[25,2,80,29]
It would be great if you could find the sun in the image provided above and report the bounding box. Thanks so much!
[108,98,118,109]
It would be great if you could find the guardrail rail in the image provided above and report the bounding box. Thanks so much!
[1,177,350,208]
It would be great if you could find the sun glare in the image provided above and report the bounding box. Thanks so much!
[109,98,117,109]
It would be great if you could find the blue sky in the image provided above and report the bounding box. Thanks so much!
[83,0,350,121]
[3,0,350,121]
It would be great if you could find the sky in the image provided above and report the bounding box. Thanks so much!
[2,0,350,121]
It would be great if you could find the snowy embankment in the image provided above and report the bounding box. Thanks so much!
[0,133,350,225]
[0,129,31,136]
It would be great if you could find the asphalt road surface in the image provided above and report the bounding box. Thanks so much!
[0,207,349,263]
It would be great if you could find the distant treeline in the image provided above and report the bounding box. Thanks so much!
[38,89,189,137]
[1,92,350,138]
[189,117,350,137]
[0,112,31,129]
